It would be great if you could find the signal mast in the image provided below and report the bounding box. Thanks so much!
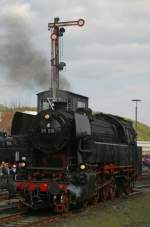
[48,18,85,100]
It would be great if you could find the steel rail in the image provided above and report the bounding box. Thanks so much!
[0,212,74,227]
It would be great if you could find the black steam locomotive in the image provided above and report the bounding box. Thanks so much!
[9,18,142,212]
[0,130,15,162]
[0,129,28,164]
[12,89,141,212]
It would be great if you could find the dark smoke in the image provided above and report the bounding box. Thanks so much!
[0,12,70,90]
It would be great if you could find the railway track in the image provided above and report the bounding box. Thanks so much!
[0,189,148,227]
[0,191,21,212]
[0,209,74,227]
[0,213,48,227]
[135,183,150,190]
[135,171,150,190]
[134,170,150,191]
[141,170,150,179]
[0,191,9,201]
[0,189,20,201]
[0,189,146,227]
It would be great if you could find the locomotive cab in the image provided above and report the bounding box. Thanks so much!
[37,89,88,112]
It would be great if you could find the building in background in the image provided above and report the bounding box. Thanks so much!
[137,141,150,156]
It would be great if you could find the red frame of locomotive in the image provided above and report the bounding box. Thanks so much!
[16,161,139,213]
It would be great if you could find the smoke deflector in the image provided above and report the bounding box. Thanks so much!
[75,113,91,138]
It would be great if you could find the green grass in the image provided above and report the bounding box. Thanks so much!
[136,122,150,141]
[62,193,150,227]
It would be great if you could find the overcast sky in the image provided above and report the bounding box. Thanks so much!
[0,0,150,125]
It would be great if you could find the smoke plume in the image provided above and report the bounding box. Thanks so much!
[0,3,70,91]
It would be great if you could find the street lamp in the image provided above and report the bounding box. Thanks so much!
[132,99,141,133]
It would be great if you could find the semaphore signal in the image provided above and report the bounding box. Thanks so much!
[48,17,85,100]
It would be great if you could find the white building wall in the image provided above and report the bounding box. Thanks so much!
[137,141,150,155]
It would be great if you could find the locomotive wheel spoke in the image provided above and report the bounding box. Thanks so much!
[100,189,104,201]
[93,190,100,204]
[116,185,122,198]
[63,193,70,213]
[108,183,116,200]
[123,181,132,196]
[100,186,109,201]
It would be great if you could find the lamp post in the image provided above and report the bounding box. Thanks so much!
[132,99,141,133]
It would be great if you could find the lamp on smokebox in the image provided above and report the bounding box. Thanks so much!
[44,113,50,120]
[80,163,86,170]
[19,162,26,168]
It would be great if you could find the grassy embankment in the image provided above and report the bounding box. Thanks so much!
[62,192,150,227]
[136,121,150,141]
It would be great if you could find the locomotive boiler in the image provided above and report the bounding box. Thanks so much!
[11,18,142,212]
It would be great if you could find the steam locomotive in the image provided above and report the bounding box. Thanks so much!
[0,130,15,162]
[10,18,142,212]
[12,89,142,212]
[0,129,28,164]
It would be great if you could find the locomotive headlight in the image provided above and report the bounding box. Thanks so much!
[80,164,86,170]
[19,162,26,167]
[44,114,50,120]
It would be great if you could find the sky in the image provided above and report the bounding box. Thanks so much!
[0,0,150,125]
